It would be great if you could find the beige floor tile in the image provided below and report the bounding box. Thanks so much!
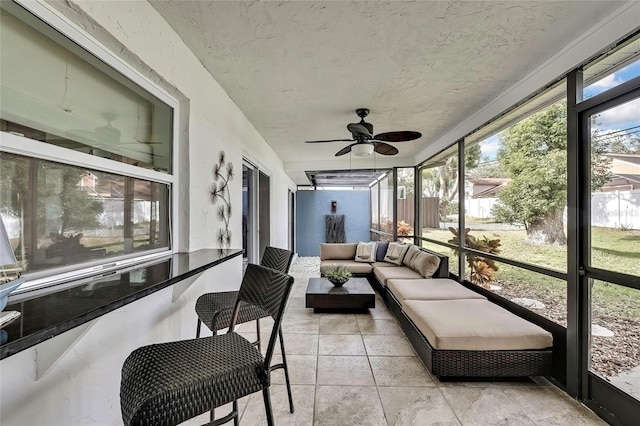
[441,387,536,425]
[319,316,361,334]
[280,333,318,355]
[369,356,434,387]
[317,355,375,386]
[281,318,320,334]
[287,296,307,307]
[271,354,317,385]
[357,318,402,335]
[239,385,315,426]
[318,334,366,355]
[501,387,608,425]
[284,306,316,319]
[314,386,386,426]
[378,386,460,426]
[363,334,415,356]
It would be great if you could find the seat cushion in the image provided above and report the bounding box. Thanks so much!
[321,260,373,275]
[403,299,553,350]
[387,278,486,307]
[373,265,422,286]
[371,261,395,268]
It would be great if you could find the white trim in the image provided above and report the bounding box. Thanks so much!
[15,250,172,294]
[1,132,173,184]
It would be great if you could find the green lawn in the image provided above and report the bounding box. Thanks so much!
[421,226,640,321]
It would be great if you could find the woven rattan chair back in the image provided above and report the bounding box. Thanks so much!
[260,246,294,273]
[120,264,294,426]
[230,263,293,367]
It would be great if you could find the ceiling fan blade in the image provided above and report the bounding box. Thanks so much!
[374,142,398,156]
[305,139,354,143]
[373,131,421,142]
[335,143,357,156]
[347,123,372,137]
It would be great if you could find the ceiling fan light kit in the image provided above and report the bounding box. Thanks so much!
[305,108,421,156]
[352,143,374,156]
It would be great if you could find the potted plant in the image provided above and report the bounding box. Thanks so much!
[324,265,352,287]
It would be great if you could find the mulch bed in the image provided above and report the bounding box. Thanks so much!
[496,280,640,378]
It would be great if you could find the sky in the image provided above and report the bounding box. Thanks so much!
[478,59,640,162]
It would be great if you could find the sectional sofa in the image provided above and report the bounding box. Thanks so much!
[319,242,553,378]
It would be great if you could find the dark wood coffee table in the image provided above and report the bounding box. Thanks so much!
[305,277,375,312]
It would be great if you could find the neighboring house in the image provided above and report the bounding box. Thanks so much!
[600,153,640,191]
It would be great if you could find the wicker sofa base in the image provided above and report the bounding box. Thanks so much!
[386,290,553,378]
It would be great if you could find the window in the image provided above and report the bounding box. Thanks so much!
[0,2,176,291]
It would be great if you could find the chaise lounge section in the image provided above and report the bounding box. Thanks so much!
[318,241,554,379]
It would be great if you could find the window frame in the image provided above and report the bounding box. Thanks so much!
[1,0,181,293]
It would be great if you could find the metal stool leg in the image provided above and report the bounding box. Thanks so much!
[278,327,295,413]
[263,389,274,426]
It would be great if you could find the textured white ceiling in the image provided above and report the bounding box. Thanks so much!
[150,0,625,184]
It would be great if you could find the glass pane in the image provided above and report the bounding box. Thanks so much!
[589,280,640,401]
[589,97,640,275]
[478,260,567,325]
[463,102,569,276]
[397,168,414,237]
[0,152,169,274]
[370,183,379,231]
[379,176,393,237]
[0,6,172,173]
[585,57,640,99]
[419,144,458,245]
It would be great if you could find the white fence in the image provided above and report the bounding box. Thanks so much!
[464,189,640,230]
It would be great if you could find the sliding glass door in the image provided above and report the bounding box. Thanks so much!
[579,83,639,423]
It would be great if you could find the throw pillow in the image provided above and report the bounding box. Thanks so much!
[412,251,441,278]
[375,242,389,262]
[354,242,376,262]
[383,242,410,265]
[402,245,420,267]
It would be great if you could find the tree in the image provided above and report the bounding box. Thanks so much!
[492,101,610,245]
[422,144,481,219]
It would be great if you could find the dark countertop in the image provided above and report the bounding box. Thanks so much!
[0,249,242,360]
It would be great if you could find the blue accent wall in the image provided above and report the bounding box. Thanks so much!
[296,190,371,256]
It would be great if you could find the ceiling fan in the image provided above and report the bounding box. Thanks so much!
[305,108,421,156]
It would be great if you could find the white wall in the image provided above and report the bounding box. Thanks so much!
[1,1,295,424]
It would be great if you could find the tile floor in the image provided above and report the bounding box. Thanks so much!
[185,266,606,426]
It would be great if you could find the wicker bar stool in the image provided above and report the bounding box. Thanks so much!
[120,264,294,426]
[194,247,295,413]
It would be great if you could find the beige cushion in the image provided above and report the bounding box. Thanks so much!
[373,266,422,287]
[354,242,376,263]
[387,278,486,307]
[403,299,553,350]
[320,260,372,275]
[402,245,421,267]
[320,243,357,260]
[371,261,395,268]
[411,251,441,278]
[383,242,410,265]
